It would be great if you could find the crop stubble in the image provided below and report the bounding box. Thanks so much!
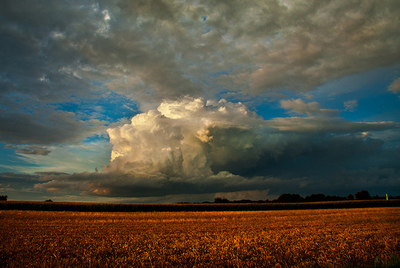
[1,208,399,267]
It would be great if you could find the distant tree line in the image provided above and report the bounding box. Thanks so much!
[214,190,399,203]
[1,190,397,205]
[2,197,400,212]
[0,195,51,202]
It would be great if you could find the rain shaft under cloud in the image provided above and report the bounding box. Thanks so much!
[36,97,400,200]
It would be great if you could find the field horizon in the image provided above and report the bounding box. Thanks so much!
[1,207,399,267]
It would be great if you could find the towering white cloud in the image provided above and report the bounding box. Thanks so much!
[35,97,400,201]
[104,97,262,178]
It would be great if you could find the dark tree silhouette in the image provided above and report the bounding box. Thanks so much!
[214,197,230,203]
[0,195,8,201]
[305,193,326,202]
[347,194,354,200]
[355,190,371,200]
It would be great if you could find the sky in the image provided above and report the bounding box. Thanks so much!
[1,0,400,203]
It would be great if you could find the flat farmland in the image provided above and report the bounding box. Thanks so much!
[1,208,399,267]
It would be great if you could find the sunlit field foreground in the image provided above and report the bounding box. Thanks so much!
[1,208,399,267]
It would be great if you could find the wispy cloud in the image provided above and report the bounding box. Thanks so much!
[344,100,358,112]
[281,98,339,116]
[4,145,51,156]
[388,78,400,94]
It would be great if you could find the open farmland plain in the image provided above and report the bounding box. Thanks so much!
[1,208,400,267]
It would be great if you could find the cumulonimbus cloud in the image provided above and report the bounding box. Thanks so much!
[35,97,400,200]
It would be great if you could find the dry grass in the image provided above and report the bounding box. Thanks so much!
[1,208,399,267]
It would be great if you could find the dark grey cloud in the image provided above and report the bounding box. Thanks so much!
[0,109,103,145]
[0,172,40,194]
[237,0,400,93]
[34,171,261,197]
[207,125,399,181]
[4,145,51,155]
[0,172,40,181]
[268,116,399,134]
[0,1,109,149]
[0,171,72,201]
[280,98,339,116]
[0,1,96,102]
[4,0,398,107]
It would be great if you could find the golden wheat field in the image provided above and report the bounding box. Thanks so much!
[1,207,399,268]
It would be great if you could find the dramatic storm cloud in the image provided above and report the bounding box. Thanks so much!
[1,0,399,202]
[35,97,399,200]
